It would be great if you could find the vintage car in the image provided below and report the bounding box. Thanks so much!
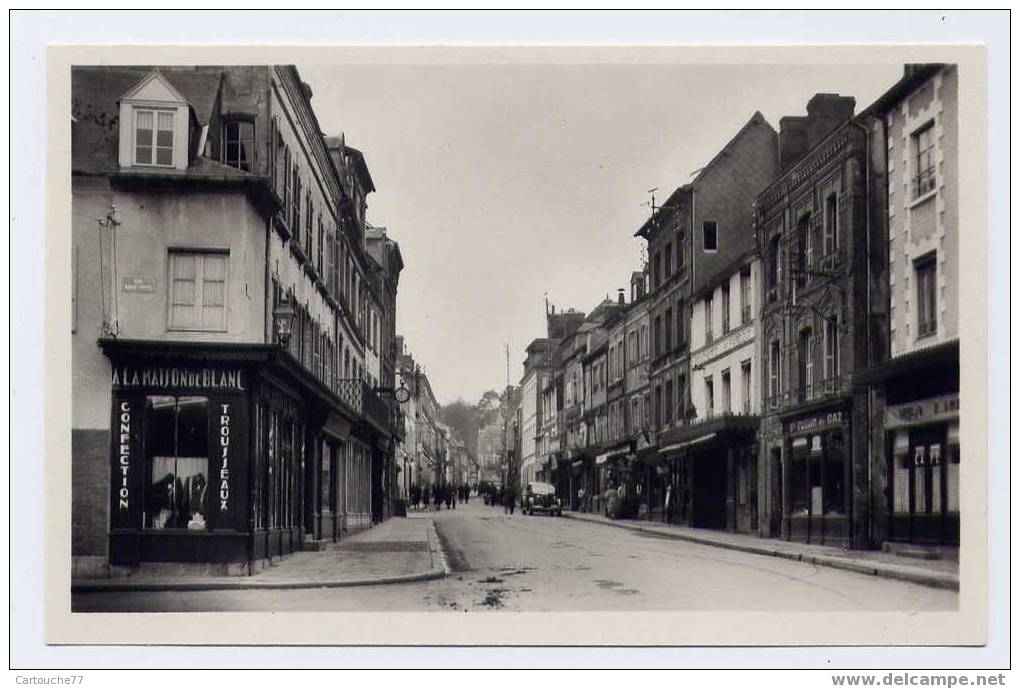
[522,481,562,516]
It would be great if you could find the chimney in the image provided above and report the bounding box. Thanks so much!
[618,288,626,306]
[779,93,856,172]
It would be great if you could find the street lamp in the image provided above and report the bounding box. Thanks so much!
[273,295,296,348]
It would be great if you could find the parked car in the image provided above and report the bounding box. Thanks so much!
[523,482,562,516]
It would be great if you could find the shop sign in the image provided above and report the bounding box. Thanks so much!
[122,275,156,293]
[116,401,132,510]
[217,403,232,513]
[885,394,959,429]
[786,409,845,435]
[112,365,245,392]
[109,398,142,530]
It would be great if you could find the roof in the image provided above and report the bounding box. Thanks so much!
[72,66,224,175]
[860,64,948,117]
[324,136,376,194]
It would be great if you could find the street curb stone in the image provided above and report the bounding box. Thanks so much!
[72,518,450,594]
[562,512,959,592]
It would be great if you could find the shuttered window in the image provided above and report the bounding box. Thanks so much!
[168,251,228,331]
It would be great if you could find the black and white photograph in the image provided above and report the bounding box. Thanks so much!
[10,9,1008,673]
[65,54,970,617]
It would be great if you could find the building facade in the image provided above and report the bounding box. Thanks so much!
[856,64,960,547]
[637,112,779,530]
[755,93,888,548]
[71,66,401,576]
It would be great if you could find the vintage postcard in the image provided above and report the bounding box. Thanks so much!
[45,43,988,647]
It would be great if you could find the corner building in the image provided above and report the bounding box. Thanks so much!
[71,66,401,575]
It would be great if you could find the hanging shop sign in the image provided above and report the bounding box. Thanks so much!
[885,394,959,429]
[111,365,246,392]
[785,409,846,436]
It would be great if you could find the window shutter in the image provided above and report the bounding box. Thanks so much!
[170,253,198,329]
[810,214,823,267]
[836,192,849,253]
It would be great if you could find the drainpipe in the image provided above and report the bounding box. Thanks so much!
[850,116,873,548]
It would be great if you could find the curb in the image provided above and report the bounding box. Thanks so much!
[73,519,450,594]
[562,512,959,592]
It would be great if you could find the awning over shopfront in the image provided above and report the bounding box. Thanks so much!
[659,432,717,457]
[595,443,632,465]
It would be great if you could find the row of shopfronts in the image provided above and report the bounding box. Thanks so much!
[547,354,959,550]
[103,341,388,571]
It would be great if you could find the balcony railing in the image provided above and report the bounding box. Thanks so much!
[336,378,391,433]
[763,373,850,412]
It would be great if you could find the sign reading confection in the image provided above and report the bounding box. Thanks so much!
[109,396,142,530]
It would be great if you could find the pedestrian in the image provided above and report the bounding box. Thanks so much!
[664,484,673,524]
[444,486,452,510]
[434,487,442,511]
[422,485,431,512]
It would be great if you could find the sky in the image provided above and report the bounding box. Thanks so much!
[298,59,903,406]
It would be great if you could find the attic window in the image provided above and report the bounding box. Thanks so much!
[134,108,175,167]
[703,220,718,252]
[222,119,254,171]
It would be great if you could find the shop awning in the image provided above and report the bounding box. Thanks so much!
[659,432,717,457]
[595,443,632,465]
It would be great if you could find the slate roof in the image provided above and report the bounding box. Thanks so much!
[71,66,224,175]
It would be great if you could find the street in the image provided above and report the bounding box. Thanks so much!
[72,500,957,613]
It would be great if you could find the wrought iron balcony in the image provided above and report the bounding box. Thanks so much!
[336,378,391,434]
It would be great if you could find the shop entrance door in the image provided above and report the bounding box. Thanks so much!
[692,450,727,529]
[769,447,782,536]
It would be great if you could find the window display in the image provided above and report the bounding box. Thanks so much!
[143,395,210,530]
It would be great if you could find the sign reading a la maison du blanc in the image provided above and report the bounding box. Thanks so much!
[111,365,246,391]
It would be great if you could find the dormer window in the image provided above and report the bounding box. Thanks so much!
[134,108,175,167]
[117,71,189,172]
[222,119,254,171]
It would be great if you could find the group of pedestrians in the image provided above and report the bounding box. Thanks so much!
[408,483,472,512]
[481,484,518,515]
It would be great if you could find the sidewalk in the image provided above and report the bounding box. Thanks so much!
[563,511,959,591]
[71,516,448,593]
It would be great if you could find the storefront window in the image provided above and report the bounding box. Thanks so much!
[808,435,822,516]
[790,439,808,516]
[143,395,210,530]
[823,432,846,515]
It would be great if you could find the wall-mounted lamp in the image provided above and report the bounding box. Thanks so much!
[273,295,296,348]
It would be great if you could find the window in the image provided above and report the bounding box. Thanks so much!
[721,369,731,414]
[664,380,674,425]
[664,307,673,352]
[741,360,752,414]
[143,395,209,530]
[913,122,936,197]
[721,283,730,334]
[134,108,174,167]
[168,251,228,331]
[740,268,751,324]
[824,195,838,257]
[916,254,937,337]
[703,221,718,252]
[767,234,782,294]
[769,340,781,403]
[654,386,662,429]
[222,119,254,171]
[796,215,810,287]
[705,295,714,344]
[653,316,662,358]
[824,317,840,382]
[653,253,662,289]
[704,376,714,418]
[798,328,813,402]
[664,241,673,278]
[676,299,685,345]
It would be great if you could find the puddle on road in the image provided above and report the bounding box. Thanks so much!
[478,576,504,584]
[594,579,623,589]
